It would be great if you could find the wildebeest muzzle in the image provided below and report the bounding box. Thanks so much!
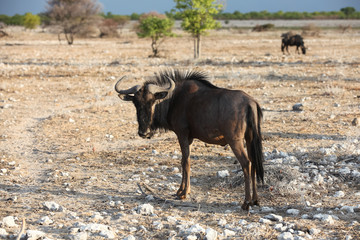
[138,129,154,139]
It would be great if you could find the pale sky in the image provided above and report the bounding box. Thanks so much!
[0,0,359,15]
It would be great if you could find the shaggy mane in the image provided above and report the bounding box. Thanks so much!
[146,69,219,89]
[149,69,218,132]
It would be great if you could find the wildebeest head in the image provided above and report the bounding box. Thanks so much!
[115,76,175,138]
[301,45,306,54]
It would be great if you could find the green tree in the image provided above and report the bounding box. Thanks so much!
[23,13,41,29]
[137,12,174,57]
[6,14,25,25]
[174,0,222,58]
[130,13,140,20]
[340,7,356,17]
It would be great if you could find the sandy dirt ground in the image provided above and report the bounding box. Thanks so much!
[0,25,360,239]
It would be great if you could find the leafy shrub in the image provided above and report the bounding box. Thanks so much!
[1,14,24,25]
[23,13,41,29]
[137,12,174,57]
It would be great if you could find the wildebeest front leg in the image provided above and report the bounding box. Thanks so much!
[176,136,192,199]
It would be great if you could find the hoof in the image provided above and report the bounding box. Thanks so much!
[252,200,260,206]
[176,190,188,200]
[177,194,187,200]
[241,201,250,211]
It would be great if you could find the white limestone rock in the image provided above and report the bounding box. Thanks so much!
[278,232,294,240]
[0,228,8,238]
[205,228,218,240]
[136,203,154,215]
[264,214,283,222]
[286,209,300,215]
[79,223,115,239]
[333,191,345,197]
[313,214,336,225]
[217,170,230,178]
[2,216,17,228]
[43,201,64,212]
[26,230,46,240]
[69,231,88,240]
[184,224,205,235]
[37,216,53,225]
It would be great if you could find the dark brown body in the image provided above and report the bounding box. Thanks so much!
[115,70,264,211]
[281,34,306,55]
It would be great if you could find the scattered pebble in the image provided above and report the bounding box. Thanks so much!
[136,203,154,215]
[26,230,46,240]
[217,170,230,178]
[333,191,345,197]
[264,214,283,222]
[313,214,336,224]
[37,216,53,225]
[292,103,303,111]
[2,216,17,227]
[43,201,64,212]
[205,228,218,240]
[78,223,116,239]
[0,228,8,237]
[286,209,300,215]
[278,232,294,240]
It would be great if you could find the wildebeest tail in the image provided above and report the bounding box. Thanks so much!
[247,103,264,183]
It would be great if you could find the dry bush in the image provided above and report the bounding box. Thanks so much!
[139,11,167,21]
[112,15,129,28]
[252,23,274,32]
[99,19,119,38]
[46,0,102,44]
[323,84,345,97]
[338,24,352,33]
[76,24,101,38]
[0,21,6,29]
[301,24,320,36]
[0,22,8,37]
[0,30,8,38]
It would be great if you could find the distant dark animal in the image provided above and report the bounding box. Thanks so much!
[115,70,264,211]
[281,34,306,54]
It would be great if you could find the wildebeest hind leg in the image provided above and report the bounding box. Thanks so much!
[246,140,259,206]
[251,163,259,206]
[229,139,251,211]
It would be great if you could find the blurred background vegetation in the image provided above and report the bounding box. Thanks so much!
[0,7,358,27]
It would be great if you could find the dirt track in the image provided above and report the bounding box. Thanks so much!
[0,26,360,239]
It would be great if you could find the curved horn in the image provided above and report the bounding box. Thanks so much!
[148,76,175,94]
[114,76,141,94]
[114,76,126,93]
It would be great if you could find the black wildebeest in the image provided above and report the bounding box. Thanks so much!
[281,33,306,55]
[115,70,264,211]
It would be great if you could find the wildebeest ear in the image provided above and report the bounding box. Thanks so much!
[118,94,134,101]
[154,91,168,100]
